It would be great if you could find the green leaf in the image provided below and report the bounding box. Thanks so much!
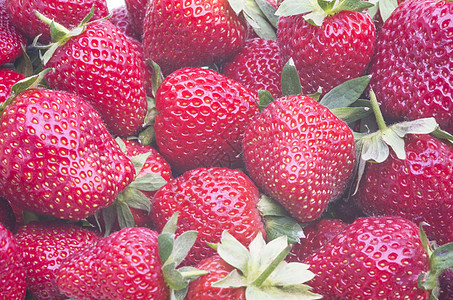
[163,262,188,290]
[264,216,304,244]
[129,173,167,191]
[379,0,398,22]
[244,13,277,40]
[330,107,372,124]
[255,0,279,28]
[257,195,290,217]
[431,127,453,143]
[320,75,371,109]
[170,231,198,267]
[361,132,390,163]
[246,284,322,300]
[115,137,127,153]
[281,58,302,97]
[212,269,247,288]
[266,262,315,286]
[381,128,406,160]
[228,0,247,15]
[116,200,135,229]
[120,188,151,213]
[170,287,189,300]
[217,231,250,274]
[275,0,319,17]
[158,233,174,264]
[130,152,152,176]
[162,212,179,235]
[138,126,156,146]
[419,222,433,257]
[257,90,275,112]
[390,118,438,137]
[148,59,164,97]
[330,0,374,14]
[101,203,117,237]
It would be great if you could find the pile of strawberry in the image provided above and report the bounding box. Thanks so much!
[0,0,452,298]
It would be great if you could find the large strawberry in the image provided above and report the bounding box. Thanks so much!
[0,0,26,66]
[276,0,375,94]
[15,221,101,300]
[368,0,453,133]
[242,94,356,223]
[0,224,26,299]
[5,0,109,43]
[151,167,266,266]
[0,76,135,220]
[0,68,24,104]
[154,68,259,174]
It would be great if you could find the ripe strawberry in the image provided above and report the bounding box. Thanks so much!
[0,87,135,220]
[304,216,430,298]
[0,197,15,232]
[242,94,356,223]
[142,0,247,74]
[151,167,266,266]
[0,223,26,299]
[41,17,148,137]
[439,268,453,300]
[0,1,25,65]
[128,38,154,97]
[57,226,169,300]
[6,0,109,43]
[154,68,259,174]
[0,68,24,104]
[124,0,149,38]
[368,0,453,133]
[222,38,283,99]
[15,221,101,300]
[276,0,375,94]
[109,5,141,41]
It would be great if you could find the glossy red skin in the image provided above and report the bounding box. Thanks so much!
[58,227,169,300]
[110,6,141,41]
[124,0,149,38]
[368,0,453,133]
[222,38,283,99]
[0,224,26,300]
[0,69,25,104]
[242,95,356,223]
[0,88,135,220]
[15,221,101,300]
[287,219,348,262]
[304,216,430,299]
[154,68,259,175]
[0,197,15,232]
[128,38,154,97]
[44,20,147,137]
[142,0,247,74]
[278,11,375,94]
[0,2,25,65]
[5,0,109,43]
[151,167,266,266]
[186,255,246,300]
[439,268,453,300]
[356,134,453,245]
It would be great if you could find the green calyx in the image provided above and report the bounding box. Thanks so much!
[212,231,321,299]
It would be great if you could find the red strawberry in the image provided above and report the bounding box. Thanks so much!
[128,38,154,97]
[276,0,375,94]
[6,0,109,43]
[109,5,141,41]
[57,226,169,300]
[154,68,259,174]
[0,68,25,103]
[222,38,283,99]
[0,223,26,300]
[368,0,453,133]
[0,1,26,65]
[242,94,356,223]
[151,167,266,266]
[15,221,101,300]
[0,86,135,220]
[0,197,15,232]
[41,17,148,137]
[124,0,149,38]
[439,268,453,300]
[142,0,247,74]
[304,216,431,298]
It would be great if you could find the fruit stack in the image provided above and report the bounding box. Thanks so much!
[0,0,452,298]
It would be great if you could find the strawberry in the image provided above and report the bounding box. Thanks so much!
[439,268,453,300]
[151,167,266,266]
[0,197,16,232]
[222,38,283,99]
[276,0,375,94]
[0,68,24,104]
[5,0,109,43]
[15,221,101,300]
[124,0,149,38]
[242,94,356,223]
[0,82,135,220]
[142,0,247,74]
[109,5,141,41]
[368,0,453,133]
[0,223,26,300]
[0,1,26,65]
[154,68,259,174]
[38,14,148,137]
[304,216,432,298]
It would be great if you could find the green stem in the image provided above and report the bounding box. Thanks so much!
[34,10,70,35]
[180,270,210,278]
[252,245,291,287]
[369,89,387,131]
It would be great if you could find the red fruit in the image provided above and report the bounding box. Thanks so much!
[142,0,247,74]
[242,95,356,223]
[287,218,348,262]
[439,268,453,300]
[0,224,26,300]
[44,19,148,137]
[151,167,266,266]
[222,38,283,99]
[278,11,375,94]
[124,0,149,38]
[15,221,101,300]
[0,1,25,65]
[109,5,141,41]
[304,216,430,298]
[154,68,259,174]
[355,134,453,245]
[0,88,135,220]
[6,0,109,43]
[0,197,15,232]
[0,68,25,104]
[128,38,154,97]
[368,0,453,133]
[186,255,246,300]
[57,227,169,300]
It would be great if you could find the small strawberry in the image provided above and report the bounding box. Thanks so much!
[154,68,259,174]
[0,68,25,103]
[0,0,26,65]
[15,221,101,300]
[242,94,356,223]
[222,38,283,99]
[151,167,266,266]
[0,223,26,300]
[0,197,16,232]
[109,5,141,41]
